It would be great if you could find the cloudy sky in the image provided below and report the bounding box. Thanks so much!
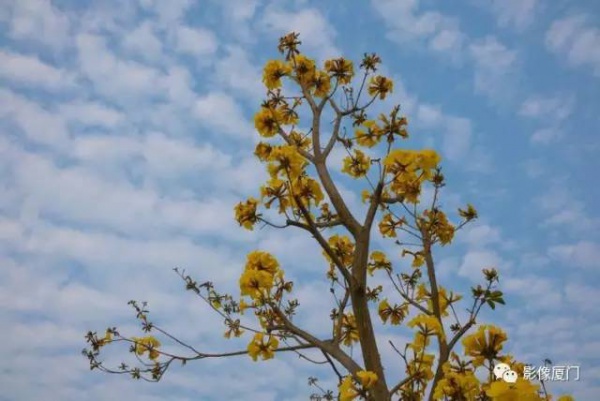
[1,0,599,400]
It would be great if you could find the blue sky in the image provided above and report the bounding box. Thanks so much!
[1,0,599,400]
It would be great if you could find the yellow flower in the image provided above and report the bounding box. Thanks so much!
[379,213,404,238]
[291,176,324,208]
[355,120,382,147]
[132,336,161,360]
[288,130,311,150]
[462,325,507,367]
[247,333,279,361]
[291,54,316,85]
[254,107,282,137]
[325,57,354,84]
[361,189,371,203]
[433,365,480,401]
[312,70,331,97]
[323,234,355,267]
[557,396,575,401]
[368,75,394,99]
[459,203,478,221]
[339,375,359,401]
[408,314,444,339]
[254,142,272,161]
[245,251,280,275]
[336,314,359,346]
[368,251,392,275]
[96,329,113,347]
[342,149,371,178]
[486,379,541,401]
[260,178,290,213]
[267,145,308,179]
[234,198,259,230]
[378,299,407,325]
[239,269,274,298]
[356,370,378,389]
[262,59,291,89]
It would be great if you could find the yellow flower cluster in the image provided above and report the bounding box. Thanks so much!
[367,251,392,275]
[234,197,259,230]
[422,208,455,245]
[131,336,161,360]
[368,75,394,100]
[486,379,542,401]
[323,234,355,268]
[324,57,354,85]
[266,145,308,180]
[378,213,406,238]
[355,120,383,147]
[462,325,507,367]
[239,251,283,300]
[342,149,371,178]
[338,370,379,401]
[336,313,360,346]
[247,332,279,361]
[408,314,445,340]
[383,148,440,203]
[378,298,408,325]
[262,59,292,90]
[433,363,480,401]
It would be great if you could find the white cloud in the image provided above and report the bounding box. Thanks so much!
[535,183,598,234]
[76,33,163,101]
[372,0,465,56]
[194,92,250,137]
[172,25,218,57]
[0,89,69,148]
[459,223,502,248]
[1,0,71,48]
[530,127,563,144]
[488,0,538,30]
[548,241,600,270]
[519,94,575,122]
[139,0,193,24]
[546,14,600,76]
[469,36,517,100]
[0,50,75,90]
[503,275,563,310]
[261,7,340,60]
[414,103,473,161]
[121,21,163,62]
[59,101,124,128]
[458,249,504,279]
[213,46,264,102]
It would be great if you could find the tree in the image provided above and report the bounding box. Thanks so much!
[83,32,575,401]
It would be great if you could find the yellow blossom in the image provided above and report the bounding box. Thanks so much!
[312,70,331,97]
[234,198,259,230]
[267,145,308,179]
[486,379,541,401]
[325,57,354,84]
[342,149,371,178]
[368,75,394,99]
[462,325,507,367]
[132,336,161,360]
[254,107,282,137]
[339,375,359,401]
[356,370,378,389]
[355,120,382,147]
[262,59,292,89]
[378,299,408,325]
[291,54,316,85]
[247,333,279,361]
